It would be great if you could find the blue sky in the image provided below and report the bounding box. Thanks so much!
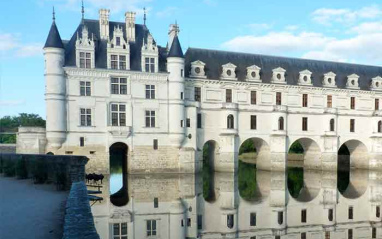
[1,0,382,118]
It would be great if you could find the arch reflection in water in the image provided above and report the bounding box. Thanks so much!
[109,143,129,207]
[90,169,382,239]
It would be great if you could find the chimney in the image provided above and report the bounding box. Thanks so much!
[99,9,110,40]
[125,12,136,42]
[168,23,180,50]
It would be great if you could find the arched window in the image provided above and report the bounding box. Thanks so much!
[378,120,382,133]
[330,119,335,132]
[227,115,234,129]
[278,117,284,130]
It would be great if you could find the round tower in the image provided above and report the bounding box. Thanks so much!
[167,31,186,146]
[43,12,67,150]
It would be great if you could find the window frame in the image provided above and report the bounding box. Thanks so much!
[251,91,257,105]
[112,222,128,239]
[302,94,308,107]
[227,114,234,129]
[350,119,355,133]
[350,97,356,109]
[327,95,332,108]
[145,85,156,99]
[251,115,257,130]
[146,220,157,237]
[111,78,127,95]
[80,108,92,126]
[110,103,126,126]
[145,110,156,128]
[302,117,308,131]
[80,81,91,96]
[276,92,282,105]
[145,57,155,73]
[376,99,380,110]
[79,52,91,68]
[194,87,201,102]
[226,89,232,103]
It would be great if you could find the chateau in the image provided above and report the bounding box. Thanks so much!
[17,8,382,173]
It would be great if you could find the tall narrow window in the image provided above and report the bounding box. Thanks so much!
[276,92,282,105]
[227,115,234,129]
[325,232,330,239]
[226,89,232,103]
[186,118,191,128]
[330,119,335,132]
[378,121,382,133]
[111,55,118,69]
[154,197,158,208]
[80,108,92,126]
[197,113,202,129]
[119,55,126,70]
[376,99,380,110]
[377,206,381,218]
[197,215,202,230]
[301,209,307,223]
[116,37,121,46]
[145,111,156,128]
[195,87,201,102]
[278,211,283,225]
[187,218,191,227]
[153,139,158,150]
[146,220,157,236]
[79,52,91,68]
[111,104,126,126]
[251,115,257,130]
[302,94,308,107]
[302,117,308,131]
[145,85,155,99]
[278,117,284,131]
[227,214,234,229]
[251,91,257,105]
[348,206,353,219]
[327,95,332,108]
[348,229,353,239]
[328,209,333,222]
[250,213,256,226]
[112,222,128,239]
[111,78,127,94]
[80,137,84,147]
[350,97,355,109]
[145,57,155,72]
[350,119,355,132]
[372,228,377,239]
[80,81,91,96]
[301,232,306,239]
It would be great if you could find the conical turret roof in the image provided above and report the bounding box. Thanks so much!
[168,35,183,58]
[44,21,64,49]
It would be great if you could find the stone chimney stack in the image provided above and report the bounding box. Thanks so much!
[168,23,180,50]
[99,9,110,40]
[125,12,136,42]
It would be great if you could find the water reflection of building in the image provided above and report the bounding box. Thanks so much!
[91,170,382,239]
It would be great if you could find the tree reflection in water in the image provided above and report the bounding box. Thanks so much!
[238,160,257,201]
[287,167,304,198]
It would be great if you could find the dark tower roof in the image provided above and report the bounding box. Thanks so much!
[168,35,183,58]
[44,21,64,49]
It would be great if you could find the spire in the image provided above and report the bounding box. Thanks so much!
[143,7,147,26]
[44,11,64,49]
[81,0,85,25]
[168,35,183,58]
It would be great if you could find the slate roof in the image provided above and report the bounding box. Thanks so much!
[184,48,382,91]
[44,21,64,49]
[63,19,168,72]
[168,35,184,58]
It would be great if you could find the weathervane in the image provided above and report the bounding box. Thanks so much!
[53,6,56,21]
[144,7,147,26]
[81,0,85,24]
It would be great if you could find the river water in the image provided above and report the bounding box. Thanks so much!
[89,160,382,239]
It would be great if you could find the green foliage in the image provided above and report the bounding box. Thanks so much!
[15,158,28,179]
[3,159,16,177]
[0,113,46,143]
[287,167,304,198]
[31,159,48,184]
[239,139,256,155]
[289,141,304,154]
[238,160,257,201]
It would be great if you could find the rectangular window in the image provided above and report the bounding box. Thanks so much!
[154,198,158,208]
[251,91,257,105]
[197,215,202,230]
[146,220,157,236]
[112,222,128,239]
[227,214,234,228]
[111,55,118,69]
[80,81,91,96]
[153,139,158,150]
[180,92,184,99]
[350,119,355,132]
[80,137,84,147]
[276,92,282,105]
[377,206,380,218]
[301,209,307,223]
[187,118,191,128]
[376,99,380,110]
[187,218,191,227]
[226,89,232,103]
[251,115,257,130]
[348,206,353,219]
[278,211,283,225]
[119,55,126,70]
[325,231,330,239]
[328,209,333,222]
[180,120,184,128]
[250,213,256,226]
[145,111,156,128]
[80,108,92,126]
[327,95,332,108]
[372,228,377,239]
[116,37,121,46]
[110,104,126,126]
[301,232,306,239]
[350,97,356,109]
[145,57,155,72]
[302,94,308,107]
[348,229,353,239]
[197,113,202,129]
[302,117,308,131]
[79,52,91,68]
[145,85,155,99]
[111,78,127,95]
[195,87,201,102]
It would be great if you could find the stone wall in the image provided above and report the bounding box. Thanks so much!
[16,127,46,154]
[0,144,16,153]
[62,181,100,239]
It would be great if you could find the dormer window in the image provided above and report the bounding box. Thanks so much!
[221,63,237,80]
[141,34,158,73]
[246,65,261,82]
[371,76,382,91]
[323,72,336,88]
[347,74,360,89]
[271,67,286,84]
[145,57,155,73]
[299,70,312,86]
[116,37,121,46]
[79,52,91,68]
[107,26,130,70]
[76,25,95,69]
[190,60,206,78]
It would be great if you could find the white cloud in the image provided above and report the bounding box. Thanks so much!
[0,33,19,51]
[247,23,272,31]
[312,5,382,25]
[284,25,299,31]
[0,33,42,58]
[350,21,382,34]
[156,7,178,18]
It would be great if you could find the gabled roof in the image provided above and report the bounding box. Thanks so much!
[44,21,64,49]
[168,35,183,58]
[184,48,382,90]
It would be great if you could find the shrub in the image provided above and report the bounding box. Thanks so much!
[31,159,48,184]
[15,158,28,179]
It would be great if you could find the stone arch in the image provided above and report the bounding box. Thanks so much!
[109,142,129,207]
[239,137,271,170]
[338,140,369,169]
[288,138,321,169]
